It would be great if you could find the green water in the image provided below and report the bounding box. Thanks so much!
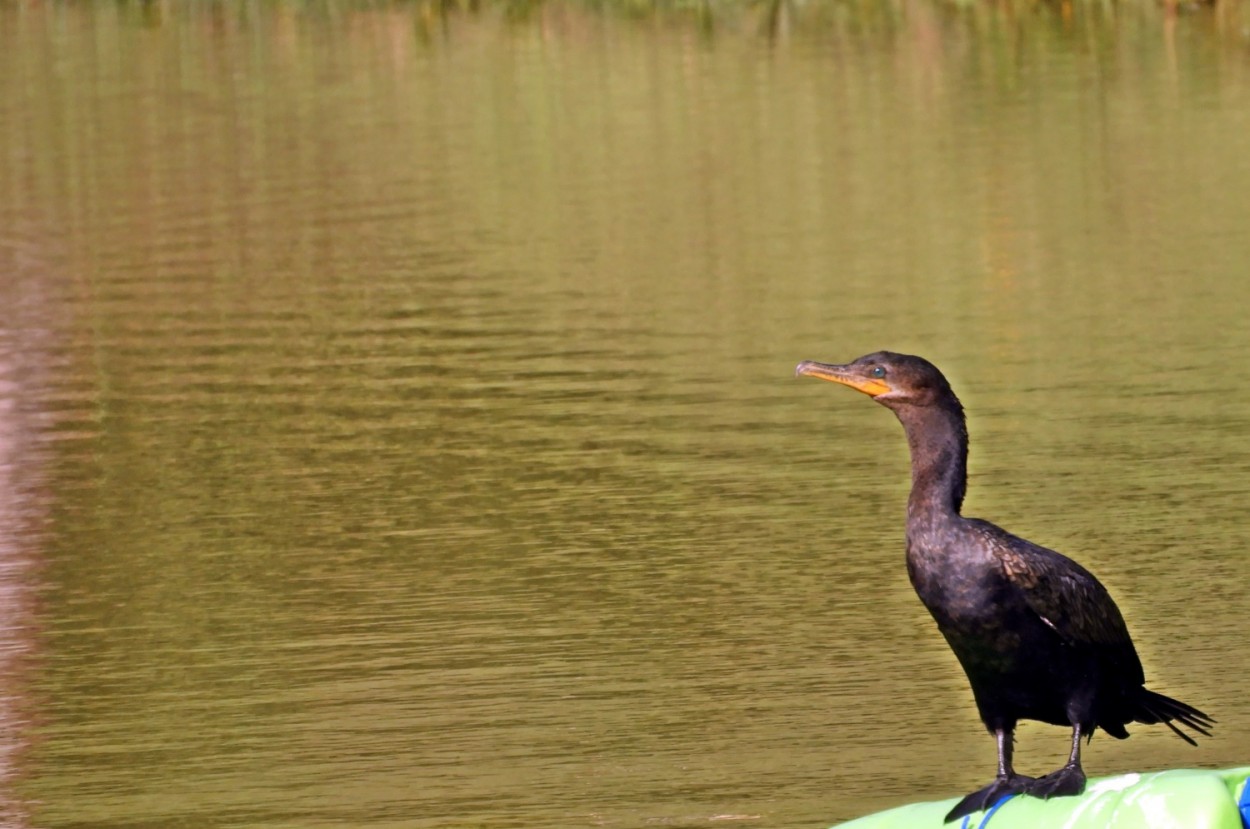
[1,2,1248,827]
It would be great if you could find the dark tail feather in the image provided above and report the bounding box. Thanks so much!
[1135,688,1215,746]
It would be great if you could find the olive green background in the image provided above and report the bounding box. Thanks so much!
[1,2,1248,826]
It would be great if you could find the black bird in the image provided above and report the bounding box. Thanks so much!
[795,352,1212,822]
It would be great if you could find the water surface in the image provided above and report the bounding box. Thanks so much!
[1,2,1249,827]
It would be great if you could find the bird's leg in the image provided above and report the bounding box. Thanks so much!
[1026,723,1088,799]
[995,727,1022,779]
[944,727,1035,822]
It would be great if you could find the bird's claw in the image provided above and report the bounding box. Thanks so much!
[1026,764,1086,799]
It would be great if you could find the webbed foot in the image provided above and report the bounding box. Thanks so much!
[944,774,1035,823]
[1026,764,1086,799]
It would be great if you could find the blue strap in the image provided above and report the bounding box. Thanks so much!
[957,793,1017,829]
[977,793,1017,829]
[1238,773,1250,829]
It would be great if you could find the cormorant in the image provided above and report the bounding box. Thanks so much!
[795,351,1212,822]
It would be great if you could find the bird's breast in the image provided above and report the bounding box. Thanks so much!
[905,533,1022,633]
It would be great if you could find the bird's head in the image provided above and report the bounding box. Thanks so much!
[795,351,955,410]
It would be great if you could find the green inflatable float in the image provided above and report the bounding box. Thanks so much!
[834,767,1250,829]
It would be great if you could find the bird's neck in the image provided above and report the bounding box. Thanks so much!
[894,402,969,522]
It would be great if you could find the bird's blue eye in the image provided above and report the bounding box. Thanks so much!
[870,366,886,378]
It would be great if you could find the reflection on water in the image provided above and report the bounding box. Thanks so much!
[0,357,39,829]
[1,2,1249,827]
[0,223,78,829]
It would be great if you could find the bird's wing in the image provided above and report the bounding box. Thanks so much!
[976,522,1134,648]
[999,539,1147,688]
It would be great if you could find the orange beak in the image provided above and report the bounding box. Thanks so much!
[795,360,891,397]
